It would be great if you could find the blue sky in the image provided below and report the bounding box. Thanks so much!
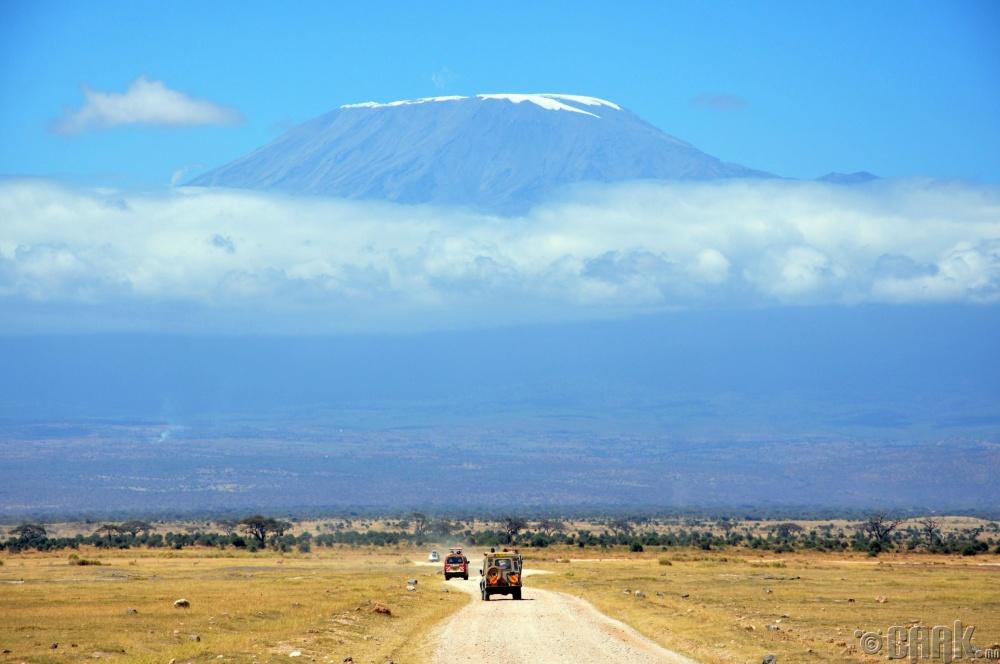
[0,0,998,476]
[1,0,999,336]
[1,0,998,187]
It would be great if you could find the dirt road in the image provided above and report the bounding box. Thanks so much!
[428,572,698,664]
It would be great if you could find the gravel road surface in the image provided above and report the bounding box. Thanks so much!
[429,572,698,664]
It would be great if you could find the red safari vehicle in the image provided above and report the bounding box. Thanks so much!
[443,546,469,580]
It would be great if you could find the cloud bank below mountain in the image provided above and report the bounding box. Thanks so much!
[1,178,998,333]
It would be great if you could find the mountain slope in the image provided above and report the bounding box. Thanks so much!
[190,93,773,214]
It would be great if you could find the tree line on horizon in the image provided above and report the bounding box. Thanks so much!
[2,512,998,557]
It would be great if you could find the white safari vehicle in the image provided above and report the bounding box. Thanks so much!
[428,549,441,563]
[479,549,524,600]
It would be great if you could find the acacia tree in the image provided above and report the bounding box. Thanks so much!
[9,523,47,543]
[272,520,293,537]
[431,518,456,535]
[537,519,566,536]
[119,520,154,537]
[860,512,903,553]
[410,512,429,537]
[502,516,527,543]
[95,524,123,542]
[772,522,804,540]
[962,525,984,546]
[609,517,634,538]
[216,520,238,536]
[239,515,286,546]
[919,518,942,548]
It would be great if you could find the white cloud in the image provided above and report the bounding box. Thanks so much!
[0,178,998,332]
[691,248,730,284]
[52,76,243,134]
[170,164,205,187]
[745,245,844,300]
[430,67,458,90]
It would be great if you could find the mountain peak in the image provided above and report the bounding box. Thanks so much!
[339,93,623,118]
[190,93,772,213]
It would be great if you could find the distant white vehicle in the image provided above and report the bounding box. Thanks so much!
[428,550,440,563]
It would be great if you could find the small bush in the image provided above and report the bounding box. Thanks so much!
[658,557,672,566]
[70,558,102,566]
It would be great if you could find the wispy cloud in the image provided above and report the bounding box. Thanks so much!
[52,76,243,135]
[691,93,750,111]
[1,178,998,332]
[170,164,205,187]
[430,67,458,90]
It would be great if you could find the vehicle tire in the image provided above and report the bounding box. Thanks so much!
[513,588,522,600]
[482,589,489,601]
[463,573,469,580]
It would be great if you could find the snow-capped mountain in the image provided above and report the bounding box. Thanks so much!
[190,93,773,213]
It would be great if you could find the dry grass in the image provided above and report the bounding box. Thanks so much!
[4,544,999,664]
[529,547,1000,663]
[0,547,466,663]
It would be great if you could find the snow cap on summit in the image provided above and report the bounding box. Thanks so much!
[340,93,622,118]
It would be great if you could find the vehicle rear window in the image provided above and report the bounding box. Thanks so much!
[446,556,463,564]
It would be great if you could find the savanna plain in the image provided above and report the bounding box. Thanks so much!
[2,517,999,664]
